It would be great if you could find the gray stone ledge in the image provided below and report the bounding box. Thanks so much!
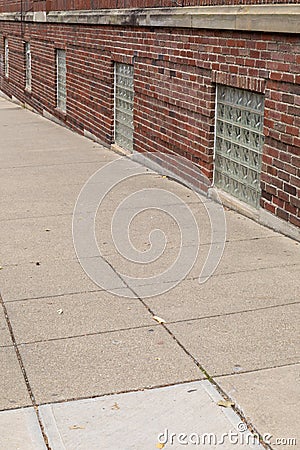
[0,5,299,34]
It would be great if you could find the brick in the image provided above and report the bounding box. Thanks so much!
[276,207,289,221]
[290,215,300,228]
[291,196,300,209]
[285,202,298,215]
[0,13,299,230]
[261,190,272,202]
[278,170,290,182]
[284,183,297,196]
[277,190,289,202]
[262,201,276,214]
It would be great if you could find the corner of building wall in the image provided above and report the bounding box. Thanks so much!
[84,129,110,149]
[24,102,37,113]
[209,188,260,221]
[210,187,300,241]
[11,95,24,107]
[259,208,300,242]
[0,90,11,101]
[42,109,66,127]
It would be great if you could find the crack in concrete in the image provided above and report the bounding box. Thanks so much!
[0,293,52,449]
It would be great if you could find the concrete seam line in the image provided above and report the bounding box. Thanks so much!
[0,294,52,449]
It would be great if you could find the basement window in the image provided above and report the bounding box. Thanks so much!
[214,85,264,208]
[4,37,9,78]
[56,49,66,112]
[25,42,31,91]
[114,63,134,152]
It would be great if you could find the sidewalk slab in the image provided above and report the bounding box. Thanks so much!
[218,364,300,450]
[6,291,153,344]
[18,326,202,404]
[0,407,46,450]
[167,303,300,376]
[0,102,112,158]
[189,235,300,279]
[0,183,84,221]
[39,380,262,450]
[0,161,115,192]
[0,259,99,302]
[96,235,299,298]
[0,145,115,169]
[1,94,299,448]
[0,258,131,303]
[145,265,300,323]
[0,176,204,265]
[0,215,75,265]
[0,347,31,410]
[94,197,275,258]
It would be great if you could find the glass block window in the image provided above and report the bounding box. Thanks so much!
[4,37,9,78]
[214,85,264,208]
[56,49,66,112]
[114,63,134,152]
[25,42,31,91]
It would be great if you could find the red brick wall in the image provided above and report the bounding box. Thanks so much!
[0,0,299,13]
[0,22,299,227]
[0,1,32,13]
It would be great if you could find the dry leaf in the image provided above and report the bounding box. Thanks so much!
[218,400,234,408]
[57,309,63,315]
[69,425,85,430]
[112,402,120,410]
[153,316,166,324]
[156,444,165,449]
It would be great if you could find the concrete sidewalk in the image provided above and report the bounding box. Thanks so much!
[0,95,299,450]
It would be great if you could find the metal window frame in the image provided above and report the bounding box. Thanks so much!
[56,49,66,112]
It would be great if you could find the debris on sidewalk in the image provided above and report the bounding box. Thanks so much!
[69,425,85,430]
[152,316,166,324]
[217,400,235,408]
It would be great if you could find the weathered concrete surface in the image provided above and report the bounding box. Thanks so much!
[0,259,108,302]
[218,364,300,450]
[0,347,32,410]
[167,303,299,376]
[0,96,299,448]
[18,327,202,404]
[146,264,300,323]
[39,380,262,450]
[0,407,46,450]
[6,291,154,343]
